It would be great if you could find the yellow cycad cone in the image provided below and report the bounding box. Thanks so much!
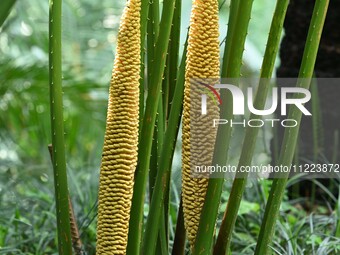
[182,0,220,249]
[96,0,140,253]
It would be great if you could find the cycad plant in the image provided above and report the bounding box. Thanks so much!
[46,0,330,254]
[96,0,141,253]
[182,0,220,249]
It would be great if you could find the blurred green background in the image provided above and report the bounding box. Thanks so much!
[0,0,127,253]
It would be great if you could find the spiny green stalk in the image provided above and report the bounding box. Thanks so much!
[138,0,150,131]
[167,0,182,116]
[155,98,166,254]
[311,78,322,161]
[127,0,176,253]
[146,0,159,86]
[310,78,319,208]
[192,1,253,254]
[172,200,186,255]
[48,0,72,253]
[141,32,188,255]
[0,0,16,28]
[255,0,329,254]
[162,53,170,127]
[147,0,160,200]
[159,207,168,255]
[159,0,182,247]
[214,0,289,254]
[221,0,240,77]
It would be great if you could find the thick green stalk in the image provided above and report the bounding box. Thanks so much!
[255,0,329,254]
[172,200,186,255]
[310,79,321,161]
[146,0,159,84]
[272,124,280,164]
[167,0,182,115]
[159,207,168,255]
[49,0,72,254]
[192,1,253,254]
[0,0,16,28]
[149,117,166,255]
[147,1,171,253]
[162,64,170,123]
[138,0,150,133]
[156,97,166,254]
[127,0,176,253]
[140,0,149,52]
[161,0,182,247]
[221,0,240,77]
[142,35,187,255]
[147,0,160,200]
[214,1,289,254]
[150,130,158,197]
[162,0,181,122]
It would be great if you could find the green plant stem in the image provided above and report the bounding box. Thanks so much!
[172,199,186,255]
[167,0,182,115]
[0,0,16,28]
[139,0,150,133]
[192,1,253,254]
[141,34,187,255]
[127,0,176,253]
[159,207,168,255]
[310,77,320,206]
[147,0,165,252]
[49,0,72,254]
[255,0,329,254]
[161,0,182,246]
[150,130,158,197]
[146,1,179,252]
[162,64,170,124]
[147,0,160,200]
[146,0,159,84]
[156,97,166,254]
[221,0,240,77]
[213,0,289,254]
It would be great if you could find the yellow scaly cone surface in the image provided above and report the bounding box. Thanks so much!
[96,0,140,253]
[182,0,220,249]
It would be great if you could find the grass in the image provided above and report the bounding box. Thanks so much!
[1,171,340,254]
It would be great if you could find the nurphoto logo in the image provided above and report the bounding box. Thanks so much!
[199,80,312,128]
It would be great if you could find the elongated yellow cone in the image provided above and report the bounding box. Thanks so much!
[182,0,220,249]
[96,0,140,253]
